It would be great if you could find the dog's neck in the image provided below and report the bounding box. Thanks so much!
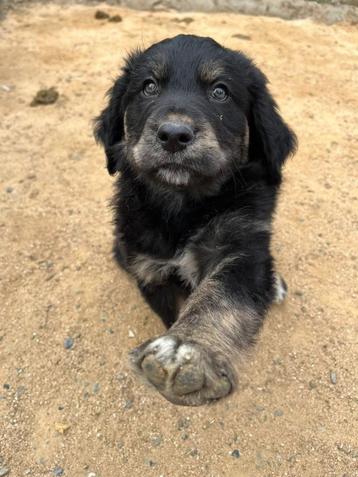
[120,161,271,222]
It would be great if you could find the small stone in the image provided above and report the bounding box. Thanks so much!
[123,399,133,410]
[128,329,135,338]
[54,422,71,434]
[92,383,100,394]
[0,84,13,92]
[181,433,189,440]
[30,87,59,106]
[5,186,14,193]
[95,10,110,20]
[177,417,190,430]
[109,15,122,22]
[144,459,156,468]
[308,380,317,390]
[274,409,284,417]
[189,448,199,457]
[53,467,64,477]
[150,434,162,447]
[64,337,74,349]
[0,468,10,477]
[3,383,10,390]
[87,473,97,477]
[231,449,241,458]
[330,371,337,384]
[116,372,127,382]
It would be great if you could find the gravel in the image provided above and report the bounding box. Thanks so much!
[64,337,74,349]
[150,434,162,447]
[108,15,122,22]
[177,417,190,430]
[330,371,337,384]
[53,467,64,477]
[231,449,241,458]
[30,87,59,106]
[94,10,109,20]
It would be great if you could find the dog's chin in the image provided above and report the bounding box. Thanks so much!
[155,164,192,188]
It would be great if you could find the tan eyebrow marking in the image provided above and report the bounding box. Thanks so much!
[199,60,226,83]
[148,56,169,80]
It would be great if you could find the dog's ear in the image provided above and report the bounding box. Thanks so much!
[94,50,142,175]
[248,67,297,184]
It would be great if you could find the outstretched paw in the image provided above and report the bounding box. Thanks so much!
[129,335,233,406]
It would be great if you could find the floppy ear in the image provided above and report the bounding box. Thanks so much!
[94,50,142,175]
[248,67,297,184]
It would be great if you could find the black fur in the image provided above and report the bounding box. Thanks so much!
[95,35,297,405]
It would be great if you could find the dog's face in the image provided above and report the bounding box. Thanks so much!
[95,35,296,193]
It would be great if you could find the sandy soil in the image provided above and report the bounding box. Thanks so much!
[0,4,357,476]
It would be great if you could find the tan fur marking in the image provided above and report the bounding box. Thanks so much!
[199,60,225,83]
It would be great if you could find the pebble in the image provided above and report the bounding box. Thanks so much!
[109,15,122,22]
[54,422,71,434]
[188,448,199,457]
[87,473,97,477]
[95,10,109,20]
[0,468,10,477]
[330,371,337,384]
[274,409,284,417]
[64,337,74,349]
[144,459,156,468]
[3,384,10,390]
[231,449,241,458]
[123,399,133,410]
[128,329,135,338]
[150,434,162,447]
[53,467,64,477]
[5,186,14,193]
[30,87,59,106]
[177,417,190,430]
[0,84,12,92]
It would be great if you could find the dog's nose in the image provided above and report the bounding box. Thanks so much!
[157,122,194,153]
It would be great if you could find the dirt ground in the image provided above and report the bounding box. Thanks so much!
[0,4,357,477]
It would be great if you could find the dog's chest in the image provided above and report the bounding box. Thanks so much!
[130,247,200,289]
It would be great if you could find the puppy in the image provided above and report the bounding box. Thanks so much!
[95,35,296,406]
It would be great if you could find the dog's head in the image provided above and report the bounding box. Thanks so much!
[95,35,296,193]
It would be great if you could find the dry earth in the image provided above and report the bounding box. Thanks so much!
[0,4,357,477]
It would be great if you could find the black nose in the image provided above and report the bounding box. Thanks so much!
[157,122,194,153]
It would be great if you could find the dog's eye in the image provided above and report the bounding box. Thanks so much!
[143,80,159,97]
[211,84,229,102]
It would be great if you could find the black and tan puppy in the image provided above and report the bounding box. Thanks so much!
[95,35,296,406]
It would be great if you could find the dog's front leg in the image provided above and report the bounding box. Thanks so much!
[130,260,275,406]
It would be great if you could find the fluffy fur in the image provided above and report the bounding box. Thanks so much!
[94,35,297,406]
